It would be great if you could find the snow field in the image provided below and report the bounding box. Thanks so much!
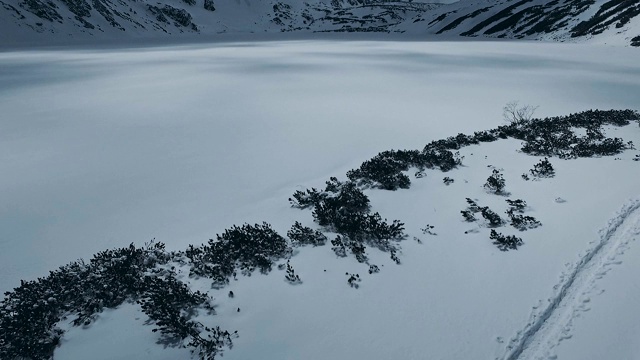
[503,199,640,360]
[0,40,639,360]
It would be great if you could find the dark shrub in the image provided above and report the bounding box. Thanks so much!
[290,177,405,263]
[505,199,527,212]
[186,222,289,284]
[331,235,348,258]
[0,242,232,360]
[481,207,504,227]
[284,261,301,284]
[287,222,327,247]
[368,264,380,274]
[347,148,462,190]
[529,157,555,178]
[204,0,215,11]
[461,210,476,222]
[484,169,506,194]
[346,273,361,288]
[507,210,542,231]
[347,154,411,190]
[490,229,523,251]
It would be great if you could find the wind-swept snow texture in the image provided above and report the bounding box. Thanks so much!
[554,204,640,360]
[502,199,640,360]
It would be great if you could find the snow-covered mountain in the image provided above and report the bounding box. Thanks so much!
[414,0,640,46]
[0,0,441,44]
[1,0,639,46]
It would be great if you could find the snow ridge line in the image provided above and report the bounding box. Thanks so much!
[501,198,640,360]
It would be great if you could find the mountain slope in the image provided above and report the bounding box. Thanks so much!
[1,0,639,46]
[0,0,439,44]
[414,0,640,45]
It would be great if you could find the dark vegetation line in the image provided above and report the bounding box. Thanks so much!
[492,0,595,38]
[442,0,598,39]
[524,0,594,36]
[1,109,638,360]
[572,0,640,37]
[341,109,638,191]
[0,242,235,360]
[460,0,535,36]
[436,6,491,34]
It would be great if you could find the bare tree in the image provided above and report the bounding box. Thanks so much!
[503,101,538,124]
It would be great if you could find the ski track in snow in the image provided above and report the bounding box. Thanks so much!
[501,199,640,360]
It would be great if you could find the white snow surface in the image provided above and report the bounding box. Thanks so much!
[1,40,640,360]
[502,199,640,360]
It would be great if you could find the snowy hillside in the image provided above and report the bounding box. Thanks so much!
[0,0,441,45]
[1,40,640,360]
[1,0,639,46]
[413,0,640,46]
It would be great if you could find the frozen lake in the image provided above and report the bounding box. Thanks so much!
[1,40,639,360]
[2,39,639,292]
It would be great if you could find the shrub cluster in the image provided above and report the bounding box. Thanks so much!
[481,207,505,227]
[421,224,437,236]
[284,261,302,284]
[507,212,542,231]
[504,199,542,231]
[528,157,555,178]
[505,199,527,212]
[299,109,637,259]
[463,198,540,250]
[461,198,504,227]
[515,111,636,158]
[346,151,412,190]
[185,222,290,286]
[461,209,476,222]
[204,0,215,11]
[0,242,232,360]
[338,234,368,262]
[484,169,507,194]
[346,110,637,193]
[368,264,380,274]
[4,109,637,360]
[290,177,405,262]
[138,275,235,360]
[490,230,524,251]
[346,273,361,289]
[346,148,462,190]
[466,110,635,158]
[461,198,481,222]
[290,177,369,213]
[287,222,327,247]
[462,197,542,240]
